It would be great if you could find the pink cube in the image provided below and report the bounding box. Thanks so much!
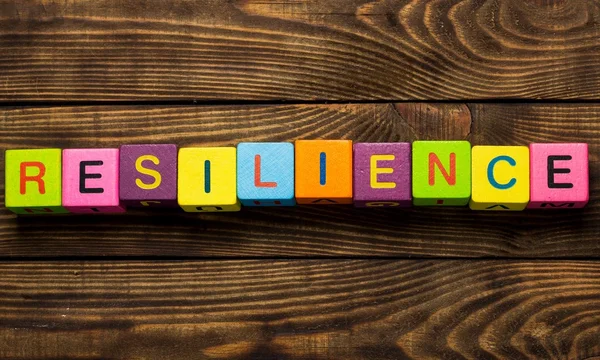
[353,143,412,207]
[528,143,589,209]
[62,149,125,213]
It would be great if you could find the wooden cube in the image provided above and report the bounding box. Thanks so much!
[528,143,589,209]
[62,148,125,213]
[470,146,530,211]
[353,143,411,207]
[178,147,241,212]
[412,141,471,206]
[5,149,68,214]
[119,144,178,207]
[295,140,352,204]
[237,142,295,206]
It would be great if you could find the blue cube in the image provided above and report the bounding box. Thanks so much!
[237,142,296,206]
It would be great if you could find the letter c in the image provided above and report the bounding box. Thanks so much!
[487,155,516,190]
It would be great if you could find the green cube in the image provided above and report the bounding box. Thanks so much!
[412,141,471,206]
[5,149,68,214]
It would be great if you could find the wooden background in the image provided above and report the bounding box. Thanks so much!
[1,0,600,359]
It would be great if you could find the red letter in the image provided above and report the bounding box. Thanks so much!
[20,162,46,195]
[428,153,456,186]
[254,155,277,188]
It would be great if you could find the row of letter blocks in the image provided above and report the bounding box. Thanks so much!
[5,141,588,214]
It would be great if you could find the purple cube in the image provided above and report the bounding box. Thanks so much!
[353,143,412,207]
[119,144,178,207]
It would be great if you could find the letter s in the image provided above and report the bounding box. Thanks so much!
[135,155,162,190]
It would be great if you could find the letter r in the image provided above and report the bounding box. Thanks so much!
[20,162,46,195]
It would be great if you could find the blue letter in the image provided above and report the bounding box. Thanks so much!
[487,156,516,190]
[319,152,326,186]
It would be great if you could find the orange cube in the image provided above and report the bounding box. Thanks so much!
[295,140,353,204]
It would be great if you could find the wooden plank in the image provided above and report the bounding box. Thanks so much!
[1,0,600,101]
[0,259,599,359]
[0,103,598,258]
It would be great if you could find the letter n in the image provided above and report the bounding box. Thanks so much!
[429,153,456,186]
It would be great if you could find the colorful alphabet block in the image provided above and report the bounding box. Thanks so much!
[237,142,295,206]
[5,149,68,214]
[178,147,241,212]
[470,146,530,211]
[412,141,471,206]
[528,143,589,209]
[119,144,178,207]
[353,143,411,207]
[295,140,353,204]
[62,149,125,213]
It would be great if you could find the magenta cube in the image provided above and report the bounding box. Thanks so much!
[528,143,589,209]
[62,149,125,213]
[119,144,178,207]
[353,143,412,207]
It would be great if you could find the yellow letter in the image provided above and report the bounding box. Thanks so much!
[370,155,396,189]
[135,155,161,190]
[140,201,161,206]
[366,202,400,207]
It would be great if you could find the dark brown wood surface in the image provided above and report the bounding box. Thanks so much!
[3,1,600,357]
[1,260,600,360]
[0,103,598,258]
[2,0,600,101]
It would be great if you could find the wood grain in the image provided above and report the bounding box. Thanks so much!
[0,102,598,258]
[0,259,599,359]
[1,0,600,101]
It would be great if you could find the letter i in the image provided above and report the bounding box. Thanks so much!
[319,152,326,186]
[204,160,211,193]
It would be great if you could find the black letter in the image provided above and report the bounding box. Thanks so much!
[485,204,510,210]
[548,155,573,189]
[541,203,575,208]
[79,161,104,193]
[196,206,223,211]
[311,198,337,204]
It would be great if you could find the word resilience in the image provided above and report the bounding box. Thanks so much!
[4,141,589,214]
